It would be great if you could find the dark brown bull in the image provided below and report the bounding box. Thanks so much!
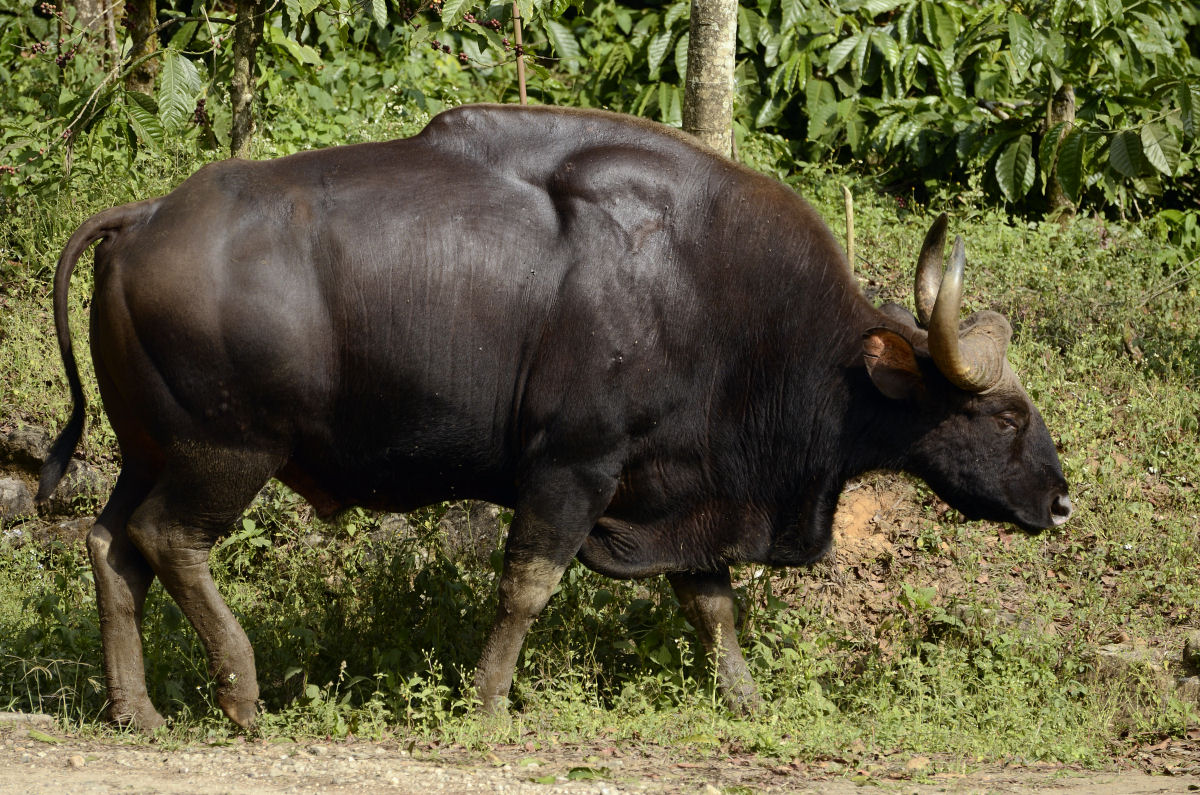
[40,104,1071,729]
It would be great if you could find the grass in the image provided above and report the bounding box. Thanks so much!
[1,78,1198,766]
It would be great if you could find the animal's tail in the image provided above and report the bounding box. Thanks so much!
[37,199,160,504]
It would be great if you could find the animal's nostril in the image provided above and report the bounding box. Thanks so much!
[1050,494,1073,525]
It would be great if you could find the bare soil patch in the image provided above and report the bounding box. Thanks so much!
[2,717,1199,794]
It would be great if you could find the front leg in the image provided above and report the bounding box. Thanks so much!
[668,567,763,714]
[474,462,619,712]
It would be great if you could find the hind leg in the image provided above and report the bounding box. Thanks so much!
[86,466,161,729]
[668,568,763,714]
[126,446,279,728]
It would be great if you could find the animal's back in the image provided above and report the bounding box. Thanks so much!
[87,104,850,514]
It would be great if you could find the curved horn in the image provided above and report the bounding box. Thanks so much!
[927,235,1011,392]
[914,213,949,326]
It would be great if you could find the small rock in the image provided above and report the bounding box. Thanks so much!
[1086,642,1175,695]
[0,712,55,729]
[1182,631,1200,676]
[1175,675,1200,702]
[951,605,1054,636]
[48,459,108,515]
[375,513,413,541]
[0,477,34,520]
[0,425,50,470]
[437,501,503,565]
[32,516,93,546]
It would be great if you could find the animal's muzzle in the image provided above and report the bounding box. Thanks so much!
[1049,493,1073,526]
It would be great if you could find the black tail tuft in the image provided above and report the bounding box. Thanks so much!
[36,401,84,505]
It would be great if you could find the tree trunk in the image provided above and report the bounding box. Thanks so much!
[230,0,267,159]
[69,0,105,31]
[123,0,159,94]
[682,0,738,157]
[1045,82,1076,221]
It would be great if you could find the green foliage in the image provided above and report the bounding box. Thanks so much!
[729,0,1198,214]
[4,0,1197,221]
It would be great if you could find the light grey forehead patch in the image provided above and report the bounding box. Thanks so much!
[976,361,1030,401]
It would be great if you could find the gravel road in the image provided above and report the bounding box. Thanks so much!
[3,713,1199,794]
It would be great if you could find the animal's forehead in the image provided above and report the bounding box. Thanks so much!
[975,361,1032,403]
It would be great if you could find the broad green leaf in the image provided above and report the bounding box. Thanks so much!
[841,99,865,150]
[667,85,682,127]
[805,79,837,141]
[647,30,673,79]
[524,60,552,81]
[763,29,782,68]
[921,1,957,50]
[664,2,687,31]
[158,49,201,131]
[1039,121,1069,176]
[1083,0,1102,29]
[955,122,983,160]
[782,0,803,32]
[1177,83,1197,139]
[872,31,901,68]
[827,34,862,74]
[995,134,1035,202]
[1006,12,1035,79]
[900,45,919,90]
[853,29,871,76]
[1130,12,1171,56]
[545,19,580,60]
[1056,129,1085,202]
[778,50,805,93]
[756,94,783,127]
[168,20,198,50]
[123,92,164,152]
[675,32,689,81]
[265,25,321,65]
[371,0,386,27]
[599,42,631,82]
[440,0,470,26]
[864,0,903,14]
[1109,130,1147,177]
[737,6,759,50]
[1140,123,1179,175]
[658,82,682,126]
[918,45,950,96]
[614,7,632,35]
[1050,0,1072,27]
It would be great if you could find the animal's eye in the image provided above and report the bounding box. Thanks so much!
[995,411,1021,431]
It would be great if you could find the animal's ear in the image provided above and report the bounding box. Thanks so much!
[863,328,924,400]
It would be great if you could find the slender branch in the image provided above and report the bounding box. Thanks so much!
[1136,256,1198,310]
[511,1,526,104]
[842,185,855,273]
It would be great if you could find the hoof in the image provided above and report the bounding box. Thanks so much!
[477,693,509,715]
[110,702,166,733]
[723,683,764,717]
[219,694,258,729]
